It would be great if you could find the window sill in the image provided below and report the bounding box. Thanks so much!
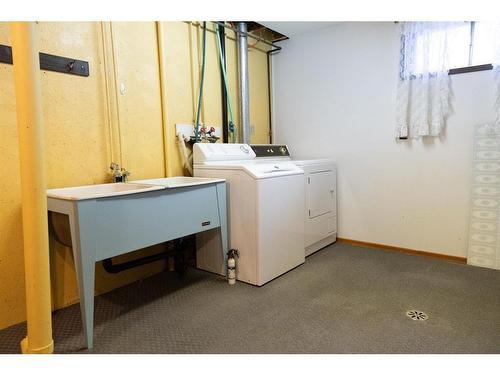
[448,64,493,75]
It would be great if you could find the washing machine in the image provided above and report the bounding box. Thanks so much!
[250,145,337,257]
[193,143,305,286]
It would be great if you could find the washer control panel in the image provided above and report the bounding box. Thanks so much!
[251,144,291,158]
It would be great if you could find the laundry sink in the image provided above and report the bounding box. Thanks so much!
[46,175,227,349]
[133,176,225,188]
[47,182,164,201]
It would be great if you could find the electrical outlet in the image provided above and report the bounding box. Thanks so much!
[176,123,195,138]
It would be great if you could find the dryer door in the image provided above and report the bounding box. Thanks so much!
[307,170,336,218]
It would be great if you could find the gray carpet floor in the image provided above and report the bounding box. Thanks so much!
[1,243,499,354]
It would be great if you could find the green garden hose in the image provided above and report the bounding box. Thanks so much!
[194,22,207,142]
[214,23,237,143]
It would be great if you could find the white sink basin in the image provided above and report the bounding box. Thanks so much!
[133,176,225,188]
[47,182,164,201]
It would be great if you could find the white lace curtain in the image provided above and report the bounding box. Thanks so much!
[395,22,500,139]
[396,22,457,139]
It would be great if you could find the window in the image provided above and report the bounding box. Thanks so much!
[396,21,500,140]
[470,22,499,66]
[414,21,498,74]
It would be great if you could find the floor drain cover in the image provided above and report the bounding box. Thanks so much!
[406,310,429,321]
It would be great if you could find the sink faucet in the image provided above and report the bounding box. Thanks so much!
[110,162,131,183]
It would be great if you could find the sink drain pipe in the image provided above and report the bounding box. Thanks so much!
[102,238,188,274]
[236,22,250,144]
[11,21,54,354]
[48,215,190,275]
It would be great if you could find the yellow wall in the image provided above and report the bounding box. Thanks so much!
[161,22,271,175]
[0,21,271,329]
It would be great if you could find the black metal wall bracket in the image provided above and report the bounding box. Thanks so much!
[0,44,89,77]
[448,63,493,75]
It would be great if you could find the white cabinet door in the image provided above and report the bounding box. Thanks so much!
[307,170,336,218]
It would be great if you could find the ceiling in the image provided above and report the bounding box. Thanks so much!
[258,22,339,39]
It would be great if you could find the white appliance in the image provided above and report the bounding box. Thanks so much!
[250,145,337,257]
[193,143,305,286]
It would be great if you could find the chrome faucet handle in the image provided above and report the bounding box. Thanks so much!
[121,169,131,182]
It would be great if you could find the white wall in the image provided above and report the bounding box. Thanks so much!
[272,22,497,257]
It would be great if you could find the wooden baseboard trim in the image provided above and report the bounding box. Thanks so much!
[337,237,467,264]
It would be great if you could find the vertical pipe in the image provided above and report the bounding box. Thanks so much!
[218,23,229,143]
[266,47,282,144]
[236,22,250,144]
[156,22,172,177]
[267,50,273,144]
[100,22,122,166]
[10,21,54,354]
[108,23,124,165]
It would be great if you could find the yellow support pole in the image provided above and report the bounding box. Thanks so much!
[10,21,54,354]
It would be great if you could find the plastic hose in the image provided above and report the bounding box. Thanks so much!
[214,23,237,143]
[194,22,207,142]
